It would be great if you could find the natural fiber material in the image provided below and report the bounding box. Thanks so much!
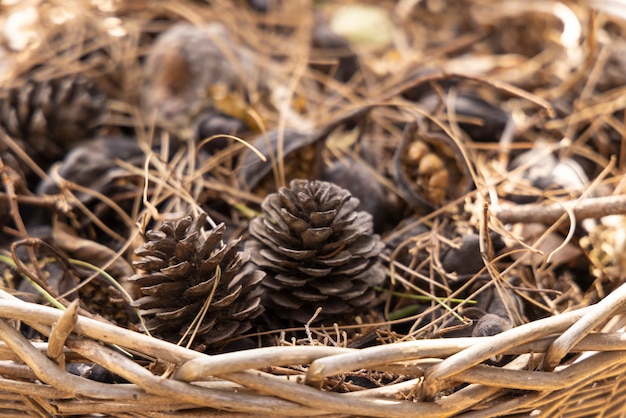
[0,288,625,417]
[3,0,626,417]
[247,179,385,323]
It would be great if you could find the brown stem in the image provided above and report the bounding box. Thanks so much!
[0,191,59,208]
[493,194,626,225]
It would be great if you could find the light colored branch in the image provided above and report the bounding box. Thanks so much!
[493,194,626,225]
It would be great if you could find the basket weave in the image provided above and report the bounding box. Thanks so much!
[1,283,625,418]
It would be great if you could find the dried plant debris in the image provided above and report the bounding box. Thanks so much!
[404,86,514,144]
[33,136,145,246]
[3,0,626,403]
[2,233,135,329]
[310,14,359,84]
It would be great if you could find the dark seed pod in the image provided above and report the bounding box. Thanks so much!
[141,22,257,130]
[393,121,472,213]
[130,213,265,349]
[37,136,143,200]
[237,128,324,194]
[471,286,524,363]
[246,179,385,323]
[310,15,359,83]
[322,156,401,233]
[237,106,375,196]
[35,137,144,243]
[413,90,513,144]
[472,313,512,337]
[194,111,248,148]
[67,363,126,384]
[472,282,524,337]
[507,143,590,203]
[441,233,506,278]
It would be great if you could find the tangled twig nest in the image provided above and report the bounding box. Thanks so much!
[1,0,626,416]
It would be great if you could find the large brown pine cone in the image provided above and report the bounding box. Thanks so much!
[246,179,385,323]
[129,214,265,349]
[0,74,107,164]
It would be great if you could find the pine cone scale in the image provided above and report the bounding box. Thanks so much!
[351,236,385,256]
[139,281,187,296]
[128,272,174,286]
[302,227,334,247]
[134,249,168,260]
[316,250,351,266]
[155,304,198,321]
[132,296,180,310]
[253,217,300,247]
[331,261,370,276]
[160,261,192,279]
[268,292,305,309]
[353,267,386,284]
[280,209,311,233]
[293,290,327,302]
[309,209,337,227]
[174,233,198,259]
[274,246,317,260]
[145,230,167,241]
[309,278,354,294]
[231,297,263,319]
[255,248,298,270]
[211,286,243,308]
[298,266,333,277]
[133,256,169,271]
[273,274,310,286]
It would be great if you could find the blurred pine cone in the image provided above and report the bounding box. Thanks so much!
[0,74,107,165]
[130,214,265,349]
[246,179,385,323]
[141,22,257,131]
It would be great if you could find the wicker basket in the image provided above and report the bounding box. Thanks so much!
[1,281,625,418]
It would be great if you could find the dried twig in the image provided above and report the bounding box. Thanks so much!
[493,194,626,225]
[47,299,80,368]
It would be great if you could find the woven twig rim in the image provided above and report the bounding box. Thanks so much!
[1,286,626,417]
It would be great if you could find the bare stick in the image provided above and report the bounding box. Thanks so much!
[493,194,626,225]
[47,299,80,368]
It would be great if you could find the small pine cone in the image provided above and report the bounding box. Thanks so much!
[0,74,107,164]
[247,179,385,323]
[129,214,265,348]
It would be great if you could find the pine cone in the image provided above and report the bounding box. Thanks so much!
[129,214,265,348]
[0,74,107,165]
[141,22,256,129]
[247,179,385,323]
